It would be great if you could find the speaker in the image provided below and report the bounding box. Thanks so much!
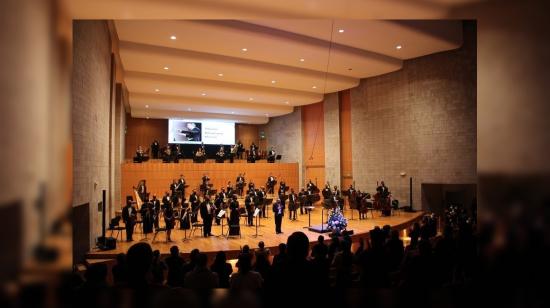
[97,236,116,250]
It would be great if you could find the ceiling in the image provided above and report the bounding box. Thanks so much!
[114,19,463,123]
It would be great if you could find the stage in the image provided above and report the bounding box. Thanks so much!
[87,204,423,260]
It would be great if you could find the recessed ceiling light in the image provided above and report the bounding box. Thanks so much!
[299,58,305,62]
[170,35,177,40]
[241,48,247,52]
[396,45,402,50]
[217,73,224,77]
[338,29,345,33]
[201,93,206,96]
[163,66,169,70]
[249,97,254,101]
[145,104,149,108]
[155,88,160,92]
[271,80,276,84]
[312,86,317,89]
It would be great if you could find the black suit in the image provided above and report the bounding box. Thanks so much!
[178,179,186,199]
[273,201,285,234]
[122,204,136,241]
[199,201,214,237]
[245,196,255,226]
[288,193,297,220]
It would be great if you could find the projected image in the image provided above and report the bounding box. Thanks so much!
[169,119,235,145]
[170,121,202,142]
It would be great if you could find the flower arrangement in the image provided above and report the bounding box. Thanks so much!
[327,207,348,235]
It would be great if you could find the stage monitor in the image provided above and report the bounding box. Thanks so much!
[168,119,235,145]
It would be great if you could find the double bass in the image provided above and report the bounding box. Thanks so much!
[374,182,392,216]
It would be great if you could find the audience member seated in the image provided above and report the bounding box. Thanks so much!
[183,253,219,288]
[230,254,263,291]
[210,251,233,288]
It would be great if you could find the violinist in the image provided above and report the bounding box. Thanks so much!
[216,145,225,163]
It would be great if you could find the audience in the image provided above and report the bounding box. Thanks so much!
[184,253,219,288]
[74,216,477,294]
[210,251,233,288]
[164,246,185,287]
[230,254,263,291]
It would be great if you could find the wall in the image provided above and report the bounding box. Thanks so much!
[302,102,325,187]
[72,20,113,250]
[324,93,341,187]
[350,21,477,210]
[121,162,299,204]
[236,123,259,150]
[124,116,167,159]
[260,108,303,186]
[339,90,353,189]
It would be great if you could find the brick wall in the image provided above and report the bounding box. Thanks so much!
[324,93,341,187]
[260,108,303,186]
[72,21,112,248]
[351,22,477,210]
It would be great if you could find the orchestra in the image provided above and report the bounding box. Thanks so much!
[126,175,395,240]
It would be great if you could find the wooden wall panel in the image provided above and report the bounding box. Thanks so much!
[124,116,168,159]
[302,102,325,187]
[339,90,353,189]
[235,123,259,150]
[121,161,298,207]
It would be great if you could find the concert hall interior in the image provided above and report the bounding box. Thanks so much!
[72,16,478,289]
[20,0,550,303]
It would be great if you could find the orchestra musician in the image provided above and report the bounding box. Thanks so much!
[164,201,175,242]
[199,196,215,237]
[236,140,244,160]
[332,185,341,198]
[122,198,137,242]
[267,146,276,163]
[248,181,256,194]
[298,188,307,215]
[229,144,237,163]
[273,198,285,234]
[288,188,298,221]
[177,175,186,199]
[194,146,206,163]
[228,196,240,236]
[248,143,258,163]
[136,180,147,203]
[376,181,391,216]
[151,195,161,229]
[135,145,145,163]
[170,179,178,197]
[266,173,277,194]
[306,179,316,194]
[216,145,225,163]
[189,190,200,216]
[322,184,332,200]
[236,173,246,197]
[245,192,255,226]
[179,206,191,230]
[139,197,156,234]
[151,140,160,159]
[257,187,267,218]
[201,174,210,195]
[226,181,234,196]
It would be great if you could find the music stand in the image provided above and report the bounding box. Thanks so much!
[275,155,282,161]
[216,209,226,238]
[181,210,190,242]
[252,208,262,237]
[303,206,315,228]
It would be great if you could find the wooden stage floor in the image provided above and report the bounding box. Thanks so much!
[87,205,424,260]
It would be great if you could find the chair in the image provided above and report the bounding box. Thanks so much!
[238,207,248,225]
[108,216,126,241]
[152,226,167,243]
[391,199,401,216]
[191,221,204,237]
